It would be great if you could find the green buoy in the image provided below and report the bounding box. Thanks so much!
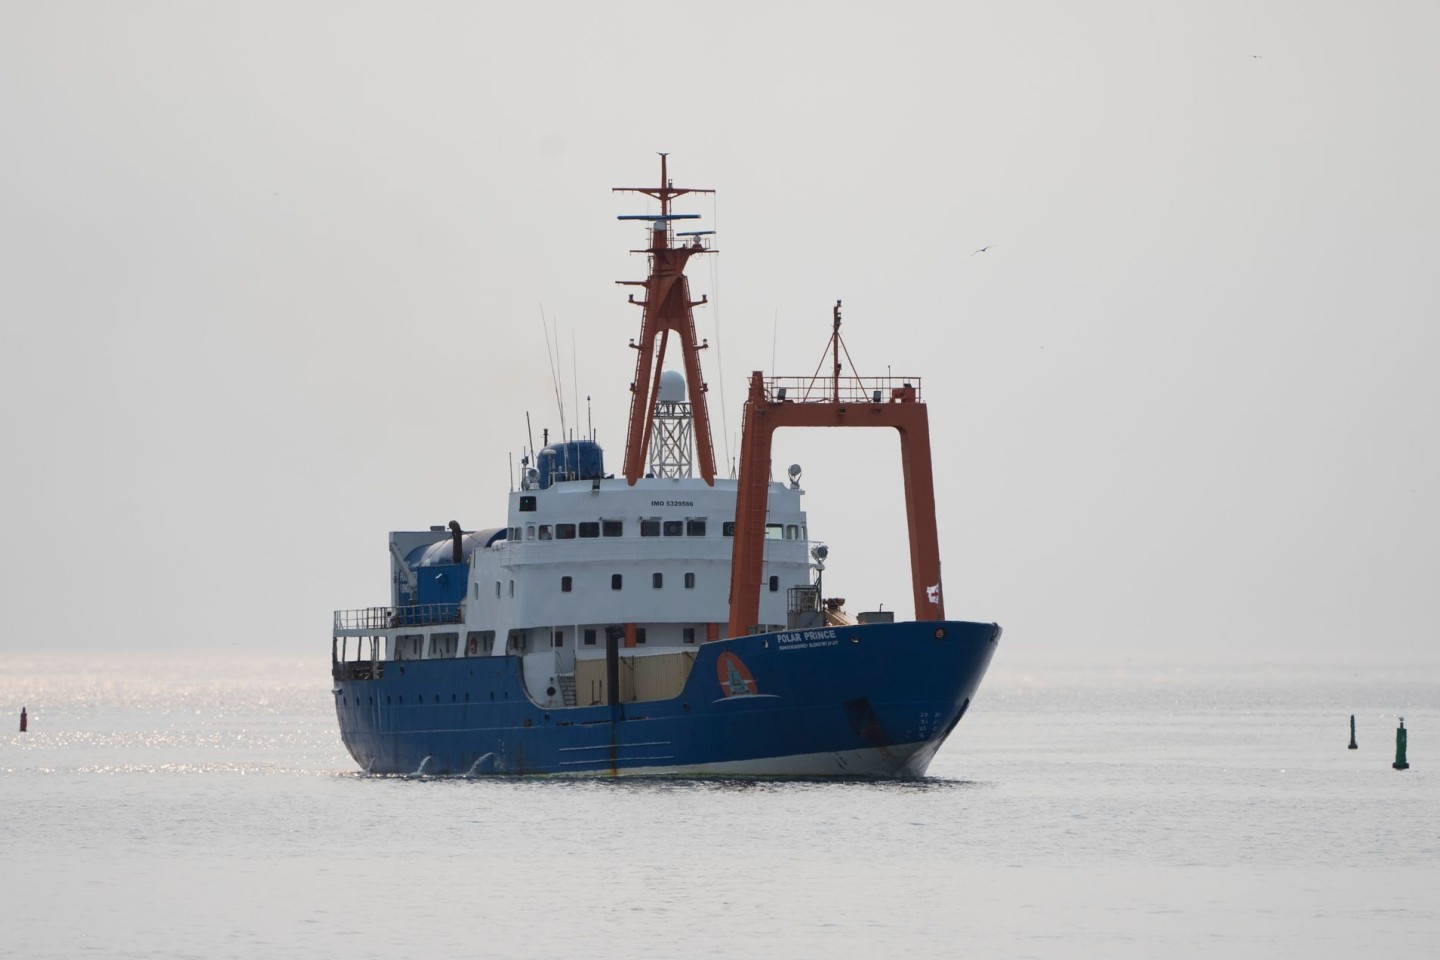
[1348,714,1357,750]
[1393,718,1409,770]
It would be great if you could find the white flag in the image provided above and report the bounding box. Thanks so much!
[926,583,941,604]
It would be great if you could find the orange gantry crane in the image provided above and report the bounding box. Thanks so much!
[726,302,945,638]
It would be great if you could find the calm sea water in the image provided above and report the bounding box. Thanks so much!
[3,655,1436,959]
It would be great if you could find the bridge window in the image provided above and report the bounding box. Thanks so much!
[584,628,597,646]
[552,630,564,648]
[579,522,600,538]
[611,574,623,590]
[683,627,696,644]
[723,521,736,537]
[786,524,800,540]
[640,518,660,537]
[766,523,784,539]
[556,523,577,540]
[519,496,537,512]
[663,520,683,536]
[635,628,647,644]
[561,576,572,593]
[652,572,663,589]
[769,576,779,592]
[538,525,553,541]
[602,519,624,537]
[684,572,695,589]
[687,519,707,536]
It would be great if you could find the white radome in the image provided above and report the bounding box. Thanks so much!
[657,369,687,403]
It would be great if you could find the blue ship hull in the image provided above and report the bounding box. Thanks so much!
[332,620,1000,777]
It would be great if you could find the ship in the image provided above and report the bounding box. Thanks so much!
[330,157,1001,777]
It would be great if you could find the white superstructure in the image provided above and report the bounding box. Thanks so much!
[334,372,820,710]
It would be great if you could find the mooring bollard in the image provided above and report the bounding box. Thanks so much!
[1348,714,1358,749]
[1393,718,1409,770]
[19,706,26,733]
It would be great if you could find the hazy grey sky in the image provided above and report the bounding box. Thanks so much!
[2,2,1435,662]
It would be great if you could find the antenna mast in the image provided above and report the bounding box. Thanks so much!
[614,154,718,485]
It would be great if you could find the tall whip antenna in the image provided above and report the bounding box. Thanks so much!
[539,306,567,438]
[572,330,580,443]
[707,189,731,471]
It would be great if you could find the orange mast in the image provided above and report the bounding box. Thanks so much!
[614,155,717,485]
[726,303,944,637]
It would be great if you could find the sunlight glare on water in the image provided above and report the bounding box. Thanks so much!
[2,655,1436,959]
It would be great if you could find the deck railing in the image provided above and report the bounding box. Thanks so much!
[333,604,463,632]
[764,374,921,405]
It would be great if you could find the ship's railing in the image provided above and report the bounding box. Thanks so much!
[333,604,463,632]
[764,374,922,405]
